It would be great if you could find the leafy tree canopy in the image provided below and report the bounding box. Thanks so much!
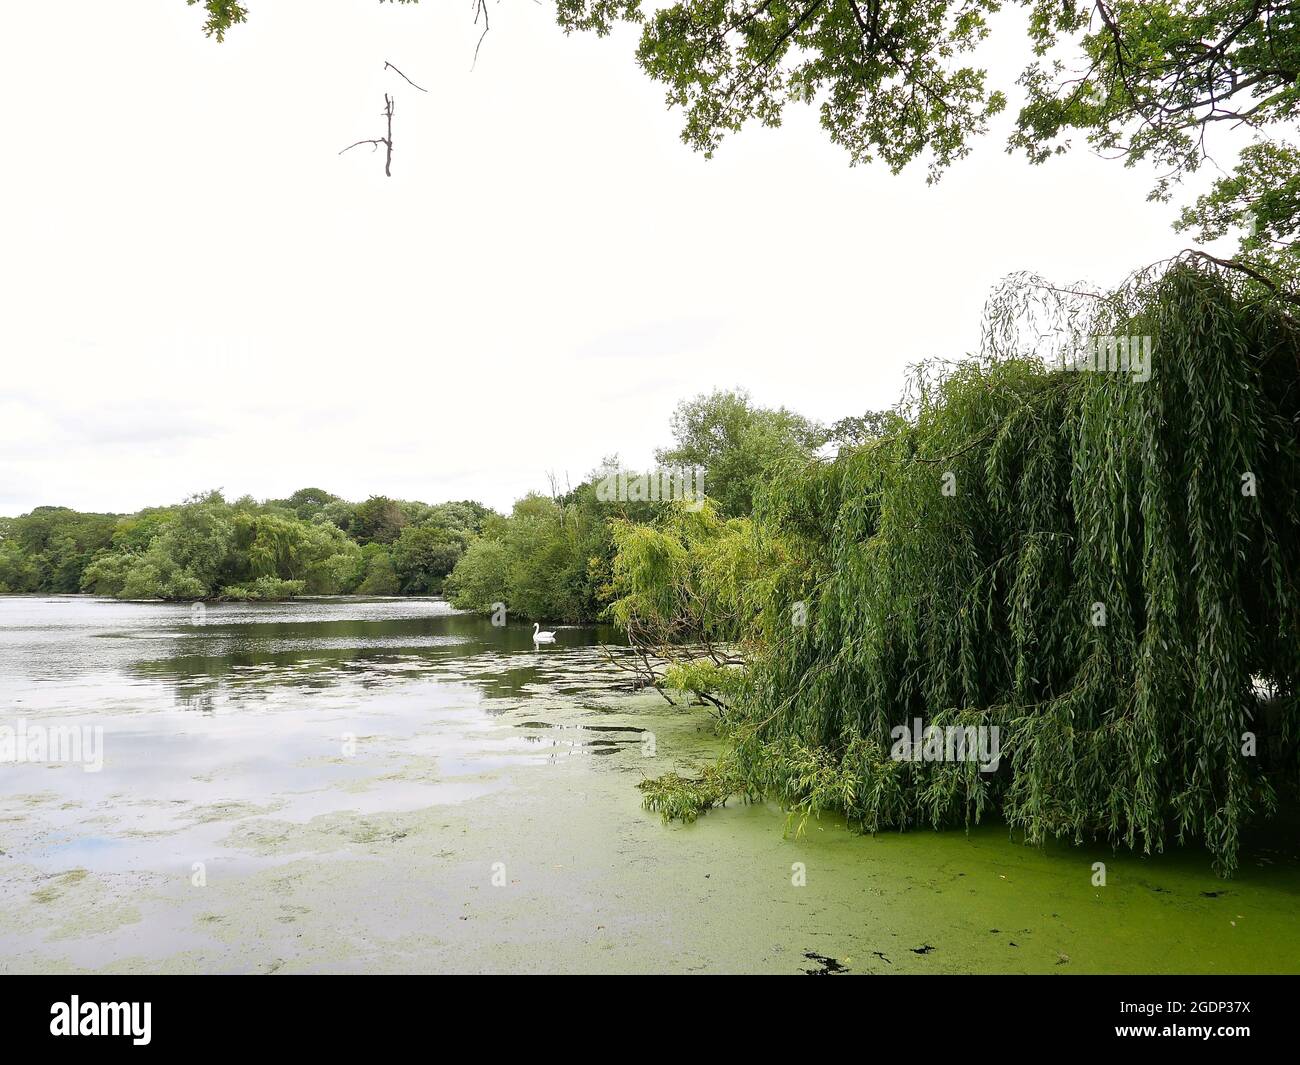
[3,489,492,602]
[349,495,408,545]
[624,263,1300,875]
[656,389,825,517]
[272,487,343,521]
[188,1,1300,289]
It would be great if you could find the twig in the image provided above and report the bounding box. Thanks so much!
[384,61,428,92]
[472,0,490,70]
[339,93,395,177]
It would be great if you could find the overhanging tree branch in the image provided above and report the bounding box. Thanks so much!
[339,93,395,177]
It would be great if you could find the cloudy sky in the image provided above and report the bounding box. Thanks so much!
[0,2,1231,516]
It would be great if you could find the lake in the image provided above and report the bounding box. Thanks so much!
[1,596,1297,973]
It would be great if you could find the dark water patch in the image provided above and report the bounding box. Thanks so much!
[801,951,848,975]
[517,721,645,738]
[479,704,516,717]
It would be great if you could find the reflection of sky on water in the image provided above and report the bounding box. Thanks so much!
[0,595,629,711]
[0,596,642,877]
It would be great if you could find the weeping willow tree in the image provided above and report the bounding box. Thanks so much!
[624,260,1300,874]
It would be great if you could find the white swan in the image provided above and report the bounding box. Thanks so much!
[532,622,557,643]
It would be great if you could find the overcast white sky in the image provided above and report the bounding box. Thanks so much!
[0,2,1230,516]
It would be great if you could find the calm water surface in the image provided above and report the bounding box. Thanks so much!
[1,596,1297,974]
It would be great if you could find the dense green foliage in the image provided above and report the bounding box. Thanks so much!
[1,490,490,602]
[0,508,118,594]
[445,483,645,623]
[618,264,1300,875]
[1,390,807,616]
[654,389,824,518]
[442,391,823,620]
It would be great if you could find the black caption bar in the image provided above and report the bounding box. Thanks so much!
[2,974,1296,1052]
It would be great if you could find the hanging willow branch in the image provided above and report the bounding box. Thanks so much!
[620,262,1300,876]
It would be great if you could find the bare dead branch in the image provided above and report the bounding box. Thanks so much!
[339,93,395,177]
[472,0,490,70]
[384,61,428,92]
